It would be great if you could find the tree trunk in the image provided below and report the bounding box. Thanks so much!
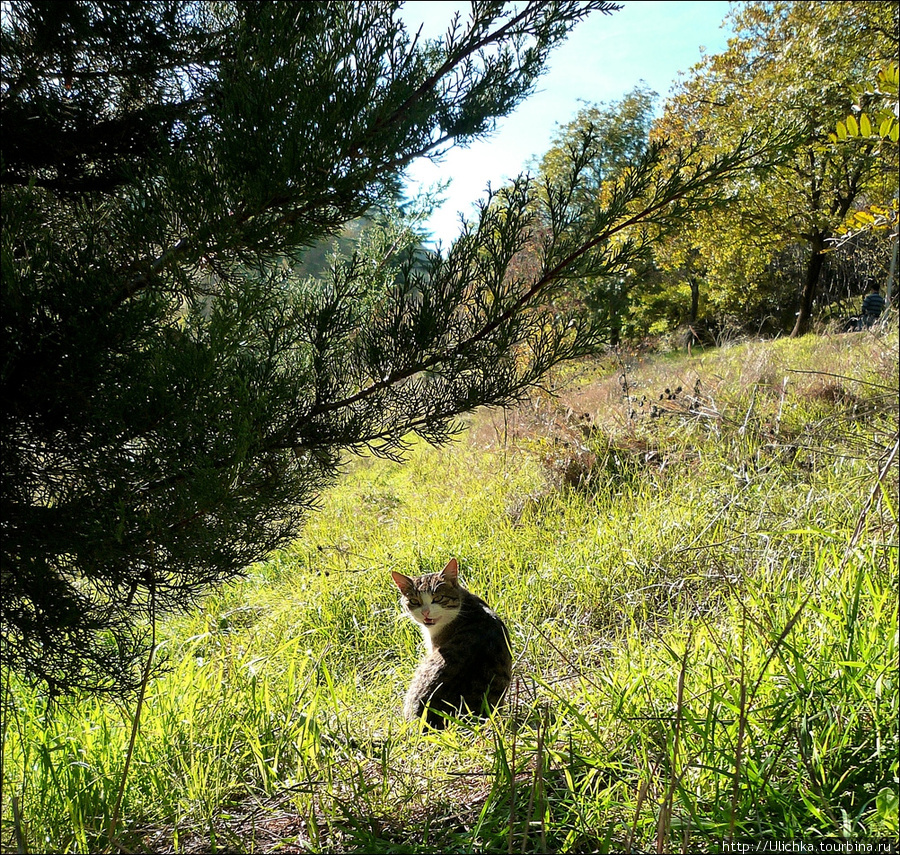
[790,232,827,338]
[688,276,699,324]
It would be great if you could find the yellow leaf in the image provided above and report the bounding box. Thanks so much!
[881,118,896,139]
[860,113,872,137]
[836,121,848,141]
[892,124,900,144]
[846,115,859,136]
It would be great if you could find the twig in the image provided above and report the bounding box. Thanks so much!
[787,368,898,393]
[773,377,788,437]
[626,763,656,854]
[508,681,518,855]
[538,704,548,855]
[107,586,157,852]
[845,434,898,553]
[11,795,27,854]
[738,387,757,437]
[657,632,691,853]
[531,622,605,693]
[520,705,548,855]
[728,610,747,846]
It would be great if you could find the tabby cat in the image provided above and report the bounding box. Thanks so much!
[391,558,512,728]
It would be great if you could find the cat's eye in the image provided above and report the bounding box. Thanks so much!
[407,599,421,608]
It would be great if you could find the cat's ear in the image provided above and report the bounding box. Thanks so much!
[391,570,413,593]
[440,558,459,583]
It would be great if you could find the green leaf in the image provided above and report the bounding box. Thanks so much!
[880,62,899,90]
[859,113,872,137]
[836,121,848,141]
[876,787,899,834]
[845,114,859,137]
[881,118,896,139]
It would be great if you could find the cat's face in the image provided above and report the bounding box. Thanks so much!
[391,558,462,634]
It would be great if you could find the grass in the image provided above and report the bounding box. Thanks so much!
[2,328,898,853]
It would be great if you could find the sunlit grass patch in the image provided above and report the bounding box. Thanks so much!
[3,331,897,852]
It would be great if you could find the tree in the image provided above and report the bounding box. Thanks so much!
[657,1,899,337]
[2,0,780,698]
[531,84,658,342]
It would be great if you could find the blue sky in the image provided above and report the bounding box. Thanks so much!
[400,1,734,245]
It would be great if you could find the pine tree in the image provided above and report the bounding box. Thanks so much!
[2,0,772,697]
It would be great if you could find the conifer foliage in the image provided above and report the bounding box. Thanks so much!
[2,1,770,697]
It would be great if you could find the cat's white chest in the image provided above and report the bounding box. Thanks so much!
[411,595,459,653]
[418,620,443,653]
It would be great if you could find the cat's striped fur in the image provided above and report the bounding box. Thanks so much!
[391,558,512,728]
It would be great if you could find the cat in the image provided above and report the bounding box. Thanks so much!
[391,558,512,728]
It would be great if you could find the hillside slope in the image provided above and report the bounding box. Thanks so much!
[2,330,898,853]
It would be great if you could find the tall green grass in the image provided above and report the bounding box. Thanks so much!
[2,330,897,853]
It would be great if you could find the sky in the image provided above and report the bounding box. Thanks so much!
[400,0,734,245]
